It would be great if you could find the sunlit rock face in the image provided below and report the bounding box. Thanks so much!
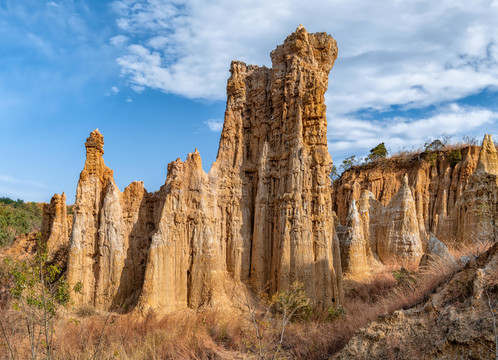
[332,145,481,242]
[42,192,70,255]
[453,134,498,244]
[63,26,343,313]
[333,134,498,277]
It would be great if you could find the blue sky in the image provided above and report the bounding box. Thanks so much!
[1,0,497,203]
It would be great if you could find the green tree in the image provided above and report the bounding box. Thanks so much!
[365,143,388,163]
[329,165,339,181]
[340,155,359,173]
[0,241,81,359]
[424,139,444,152]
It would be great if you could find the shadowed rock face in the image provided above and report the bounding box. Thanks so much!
[62,26,343,313]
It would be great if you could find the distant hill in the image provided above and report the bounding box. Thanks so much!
[0,197,43,248]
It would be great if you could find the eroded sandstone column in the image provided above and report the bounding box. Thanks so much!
[340,200,371,279]
[454,134,498,243]
[67,129,114,306]
[41,192,69,255]
[67,26,344,313]
[377,175,423,264]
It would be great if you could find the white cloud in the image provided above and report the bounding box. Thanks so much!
[110,35,128,47]
[46,1,59,7]
[126,97,132,102]
[111,86,119,93]
[204,119,223,132]
[111,0,498,115]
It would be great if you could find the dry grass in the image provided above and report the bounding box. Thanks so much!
[0,308,249,360]
[0,246,479,360]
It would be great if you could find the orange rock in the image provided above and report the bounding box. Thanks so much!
[65,26,343,313]
[41,192,69,255]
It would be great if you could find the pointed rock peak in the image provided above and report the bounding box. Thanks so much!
[271,23,337,72]
[402,173,409,187]
[186,149,203,171]
[296,24,307,33]
[387,173,415,211]
[85,129,104,156]
[476,134,498,175]
[346,200,360,224]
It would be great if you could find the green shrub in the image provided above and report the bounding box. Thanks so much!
[326,306,346,321]
[1,243,82,359]
[448,149,462,167]
[0,199,42,248]
[424,152,437,166]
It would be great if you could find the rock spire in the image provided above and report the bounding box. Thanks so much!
[64,26,343,313]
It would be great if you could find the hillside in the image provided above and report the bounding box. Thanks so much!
[0,197,42,248]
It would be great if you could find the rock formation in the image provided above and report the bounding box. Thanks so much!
[339,200,371,279]
[452,134,498,244]
[475,134,498,176]
[41,193,70,255]
[333,135,498,272]
[337,175,423,275]
[332,145,481,241]
[63,26,343,313]
[419,234,456,270]
[376,175,423,264]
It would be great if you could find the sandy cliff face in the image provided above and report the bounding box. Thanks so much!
[67,130,158,309]
[333,145,481,239]
[63,26,343,313]
[334,136,498,276]
[453,135,498,244]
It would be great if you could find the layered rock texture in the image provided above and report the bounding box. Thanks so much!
[41,193,70,255]
[333,145,481,236]
[334,242,498,360]
[62,26,343,313]
[334,135,498,276]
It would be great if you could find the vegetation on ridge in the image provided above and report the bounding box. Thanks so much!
[331,133,497,181]
[0,197,42,248]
